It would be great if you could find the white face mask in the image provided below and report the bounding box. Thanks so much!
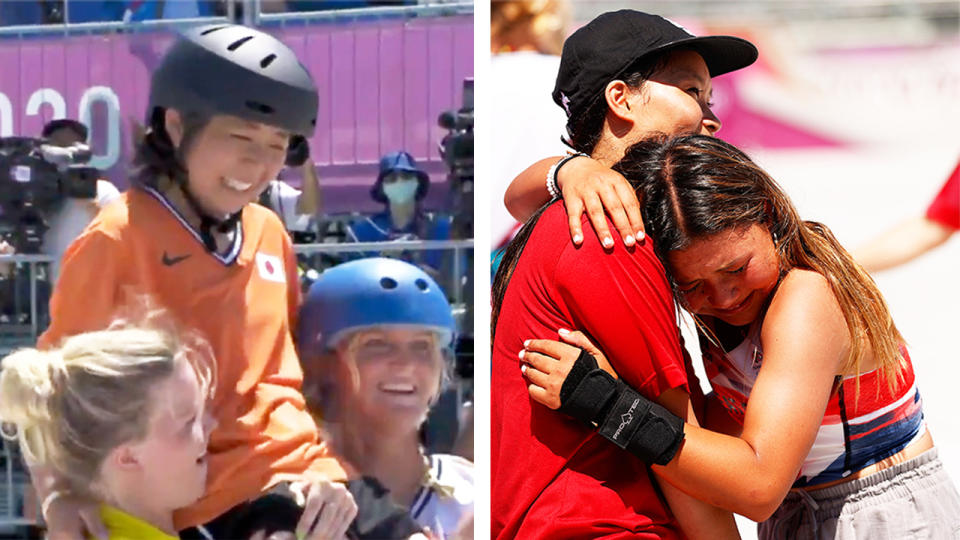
[382,178,419,204]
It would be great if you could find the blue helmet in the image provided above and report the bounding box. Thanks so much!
[298,258,455,356]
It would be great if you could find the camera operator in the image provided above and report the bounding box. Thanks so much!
[37,119,121,281]
[258,137,321,238]
[0,120,119,280]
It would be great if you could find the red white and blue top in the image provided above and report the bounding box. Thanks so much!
[700,321,925,488]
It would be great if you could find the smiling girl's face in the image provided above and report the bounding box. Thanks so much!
[166,111,290,217]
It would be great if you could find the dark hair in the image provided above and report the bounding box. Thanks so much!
[613,135,906,392]
[42,119,87,140]
[563,55,667,154]
[494,134,906,395]
[494,54,668,335]
[130,108,211,190]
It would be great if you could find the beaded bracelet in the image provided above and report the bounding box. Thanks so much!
[546,152,589,199]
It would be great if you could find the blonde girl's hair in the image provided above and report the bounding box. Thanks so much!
[0,322,214,496]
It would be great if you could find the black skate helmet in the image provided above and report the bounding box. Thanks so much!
[144,24,318,252]
[148,23,318,166]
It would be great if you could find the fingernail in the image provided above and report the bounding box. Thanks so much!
[518,349,525,359]
[573,233,583,244]
[558,328,570,335]
[602,237,614,248]
[637,230,645,241]
[521,363,528,374]
[523,339,531,347]
[624,234,635,246]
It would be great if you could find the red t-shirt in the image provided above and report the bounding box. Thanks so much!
[491,203,689,539]
[925,160,959,230]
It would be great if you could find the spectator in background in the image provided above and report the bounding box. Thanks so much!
[298,258,473,539]
[259,1,415,13]
[854,159,959,273]
[490,0,571,275]
[73,1,217,23]
[0,1,49,26]
[258,138,321,238]
[346,151,452,274]
[40,119,121,282]
[0,119,118,323]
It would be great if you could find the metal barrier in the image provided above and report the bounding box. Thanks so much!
[0,0,472,37]
[0,438,36,530]
[0,15,231,38]
[254,1,474,26]
[293,238,474,305]
[0,241,472,347]
[0,255,55,346]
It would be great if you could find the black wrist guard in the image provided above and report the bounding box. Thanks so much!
[556,349,685,465]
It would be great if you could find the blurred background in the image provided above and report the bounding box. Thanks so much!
[491,1,959,538]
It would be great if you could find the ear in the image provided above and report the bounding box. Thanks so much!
[603,80,637,124]
[108,444,143,472]
[164,108,184,148]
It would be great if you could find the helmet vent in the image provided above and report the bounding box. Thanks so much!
[227,36,255,51]
[415,279,429,291]
[260,54,277,68]
[201,25,229,35]
[245,101,275,115]
[380,277,398,290]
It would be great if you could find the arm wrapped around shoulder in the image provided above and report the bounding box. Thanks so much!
[557,349,685,465]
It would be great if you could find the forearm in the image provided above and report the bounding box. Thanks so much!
[297,163,320,216]
[503,157,561,222]
[655,391,740,539]
[558,355,796,521]
[658,479,740,540]
[654,425,794,521]
[853,216,954,272]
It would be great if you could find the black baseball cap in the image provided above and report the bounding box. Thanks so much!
[553,10,758,119]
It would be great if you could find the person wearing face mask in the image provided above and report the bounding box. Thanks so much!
[347,151,452,275]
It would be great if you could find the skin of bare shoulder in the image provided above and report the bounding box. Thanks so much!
[760,268,852,377]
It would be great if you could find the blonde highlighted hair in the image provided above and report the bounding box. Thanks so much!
[0,321,214,496]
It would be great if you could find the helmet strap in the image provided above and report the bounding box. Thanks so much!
[175,178,241,253]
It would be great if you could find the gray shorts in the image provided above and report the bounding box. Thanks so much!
[758,448,960,540]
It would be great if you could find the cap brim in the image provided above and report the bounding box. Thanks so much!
[647,35,758,77]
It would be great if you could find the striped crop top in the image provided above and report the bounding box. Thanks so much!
[700,322,925,488]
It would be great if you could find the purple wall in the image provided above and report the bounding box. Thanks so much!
[0,15,473,213]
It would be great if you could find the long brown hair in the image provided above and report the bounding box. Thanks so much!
[614,135,906,391]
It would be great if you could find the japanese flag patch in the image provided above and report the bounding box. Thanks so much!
[255,252,286,284]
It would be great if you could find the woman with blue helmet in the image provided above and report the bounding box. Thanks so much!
[299,258,474,539]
